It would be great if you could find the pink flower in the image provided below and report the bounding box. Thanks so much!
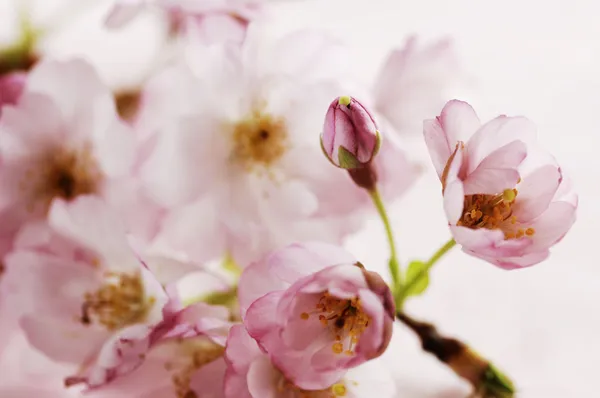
[373,36,461,136]
[321,96,382,169]
[77,302,232,397]
[224,324,396,398]
[106,0,263,44]
[4,196,171,386]
[238,242,395,389]
[424,100,578,269]
[0,72,26,114]
[0,59,161,242]
[138,27,417,266]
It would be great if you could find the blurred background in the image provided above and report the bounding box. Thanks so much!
[1,0,599,396]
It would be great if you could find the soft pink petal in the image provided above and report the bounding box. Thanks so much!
[423,117,451,178]
[451,225,532,258]
[467,116,536,173]
[528,201,577,251]
[20,315,108,364]
[246,355,279,398]
[443,180,465,225]
[105,1,145,28]
[224,325,262,374]
[513,165,561,222]
[462,140,525,195]
[244,291,283,340]
[439,100,481,147]
[48,196,140,271]
[472,250,550,270]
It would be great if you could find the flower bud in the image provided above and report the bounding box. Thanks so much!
[321,96,382,169]
[0,72,26,112]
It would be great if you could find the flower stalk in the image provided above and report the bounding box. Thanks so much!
[397,312,515,398]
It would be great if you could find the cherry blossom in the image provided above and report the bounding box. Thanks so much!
[139,26,416,266]
[0,58,161,243]
[3,196,170,386]
[239,242,395,389]
[423,100,578,268]
[224,324,396,398]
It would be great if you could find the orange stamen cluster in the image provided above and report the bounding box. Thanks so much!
[19,144,103,214]
[300,292,370,356]
[80,271,154,330]
[457,189,536,240]
[231,110,288,172]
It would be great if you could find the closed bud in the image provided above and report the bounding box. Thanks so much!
[321,95,382,169]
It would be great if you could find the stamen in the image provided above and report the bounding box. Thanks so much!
[331,383,347,396]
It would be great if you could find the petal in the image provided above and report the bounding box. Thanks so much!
[104,1,145,29]
[93,117,135,178]
[513,165,561,222]
[245,291,284,342]
[141,114,229,207]
[152,196,226,265]
[246,356,279,398]
[225,325,262,375]
[21,315,108,364]
[224,367,253,398]
[238,257,289,319]
[451,225,532,258]
[462,140,526,195]
[472,250,550,270]
[528,201,577,251]
[423,117,451,178]
[439,100,481,147]
[467,116,536,173]
[48,196,139,271]
[443,179,465,225]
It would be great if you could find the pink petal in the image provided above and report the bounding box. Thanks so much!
[528,201,577,251]
[443,180,465,225]
[20,315,108,364]
[462,140,525,195]
[152,196,226,265]
[423,118,451,178]
[475,250,550,270]
[225,325,262,375]
[467,115,536,173]
[105,1,146,29]
[48,197,140,271]
[246,355,279,398]
[451,225,532,258]
[513,165,561,222]
[245,291,283,342]
[439,100,481,147]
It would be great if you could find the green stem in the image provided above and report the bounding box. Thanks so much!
[368,189,402,293]
[398,238,456,309]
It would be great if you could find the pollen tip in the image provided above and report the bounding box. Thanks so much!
[502,189,516,202]
[338,96,352,107]
[300,312,310,320]
[332,342,344,354]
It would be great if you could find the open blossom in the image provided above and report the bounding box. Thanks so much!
[238,242,395,389]
[424,100,577,269]
[373,36,461,136]
[321,96,381,169]
[0,58,161,242]
[106,0,263,44]
[139,26,416,266]
[3,196,172,386]
[224,324,396,398]
[71,302,232,397]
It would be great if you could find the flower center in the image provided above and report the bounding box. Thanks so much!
[230,110,288,172]
[80,272,154,331]
[457,189,535,240]
[164,338,225,398]
[278,379,349,398]
[300,293,370,356]
[21,145,103,214]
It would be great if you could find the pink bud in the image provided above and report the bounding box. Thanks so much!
[0,72,26,112]
[321,96,382,169]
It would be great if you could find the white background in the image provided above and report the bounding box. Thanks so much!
[1,0,599,396]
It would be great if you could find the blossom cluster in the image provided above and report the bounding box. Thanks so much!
[0,0,577,397]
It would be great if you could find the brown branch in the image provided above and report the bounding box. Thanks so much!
[397,312,516,398]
